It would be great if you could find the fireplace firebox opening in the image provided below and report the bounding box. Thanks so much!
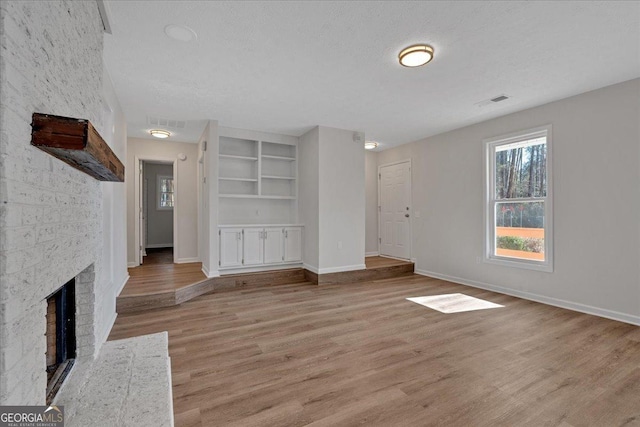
[45,278,76,404]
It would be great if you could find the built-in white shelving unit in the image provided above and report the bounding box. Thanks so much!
[217,132,301,272]
[218,137,297,199]
[218,136,259,197]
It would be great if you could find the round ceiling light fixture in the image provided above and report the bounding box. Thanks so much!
[398,44,434,67]
[364,141,379,150]
[164,24,197,42]
[150,129,171,139]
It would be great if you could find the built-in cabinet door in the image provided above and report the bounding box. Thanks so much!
[283,227,302,262]
[263,227,283,264]
[243,228,264,265]
[220,228,243,267]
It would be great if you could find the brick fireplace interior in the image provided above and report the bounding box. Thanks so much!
[45,279,76,405]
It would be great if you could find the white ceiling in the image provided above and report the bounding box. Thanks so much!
[103,1,640,149]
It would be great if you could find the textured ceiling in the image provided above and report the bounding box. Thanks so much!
[103,1,640,149]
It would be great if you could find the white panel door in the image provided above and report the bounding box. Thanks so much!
[243,228,264,266]
[263,227,283,264]
[283,227,302,262]
[379,162,411,259]
[379,166,395,257]
[220,228,243,267]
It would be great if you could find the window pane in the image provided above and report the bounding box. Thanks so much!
[158,177,174,209]
[495,201,544,261]
[495,139,546,199]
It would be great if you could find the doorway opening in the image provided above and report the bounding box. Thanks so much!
[134,157,178,266]
[378,159,412,260]
[144,247,174,265]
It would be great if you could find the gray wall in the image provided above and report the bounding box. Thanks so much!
[374,78,640,324]
[365,151,378,255]
[145,163,174,247]
[299,127,320,270]
[198,121,220,277]
[299,126,366,273]
[318,127,365,272]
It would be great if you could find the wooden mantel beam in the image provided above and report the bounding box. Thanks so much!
[31,113,125,182]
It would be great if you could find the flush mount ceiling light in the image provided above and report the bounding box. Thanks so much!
[398,44,434,67]
[164,24,197,42]
[150,129,171,139]
[364,141,379,150]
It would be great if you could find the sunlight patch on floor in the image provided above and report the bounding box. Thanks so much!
[407,293,504,313]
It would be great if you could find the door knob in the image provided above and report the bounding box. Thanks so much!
[405,214,410,218]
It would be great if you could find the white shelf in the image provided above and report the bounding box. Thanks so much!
[260,195,296,199]
[219,154,258,161]
[262,155,295,161]
[219,177,258,182]
[219,223,304,228]
[219,194,295,200]
[261,175,295,180]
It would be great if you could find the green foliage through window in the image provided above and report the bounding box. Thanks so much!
[496,236,544,253]
[495,138,546,199]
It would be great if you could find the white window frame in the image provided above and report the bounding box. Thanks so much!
[157,175,174,210]
[484,125,553,272]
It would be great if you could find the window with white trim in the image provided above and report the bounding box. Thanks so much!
[485,126,552,272]
[157,175,174,210]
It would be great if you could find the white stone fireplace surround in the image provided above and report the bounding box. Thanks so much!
[0,1,127,405]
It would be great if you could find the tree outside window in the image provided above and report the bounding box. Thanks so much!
[158,175,174,210]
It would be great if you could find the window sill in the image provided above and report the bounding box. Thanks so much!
[485,255,553,273]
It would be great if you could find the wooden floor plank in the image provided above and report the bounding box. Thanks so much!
[109,274,640,426]
[118,256,414,313]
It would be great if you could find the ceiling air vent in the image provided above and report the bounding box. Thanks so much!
[475,94,511,108]
[147,116,186,129]
[490,95,509,103]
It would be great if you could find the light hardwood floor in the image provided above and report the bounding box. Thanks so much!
[144,247,175,265]
[110,274,640,426]
[121,262,206,296]
[122,256,410,296]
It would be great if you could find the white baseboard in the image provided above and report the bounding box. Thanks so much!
[146,244,173,248]
[379,254,411,262]
[219,263,304,275]
[116,274,130,296]
[304,264,368,274]
[201,265,220,278]
[303,263,319,274]
[365,252,379,257]
[414,269,640,326]
[127,262,138,268]
[317,264,367,274]
[176,257,200,264]
[99,311,118,346]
